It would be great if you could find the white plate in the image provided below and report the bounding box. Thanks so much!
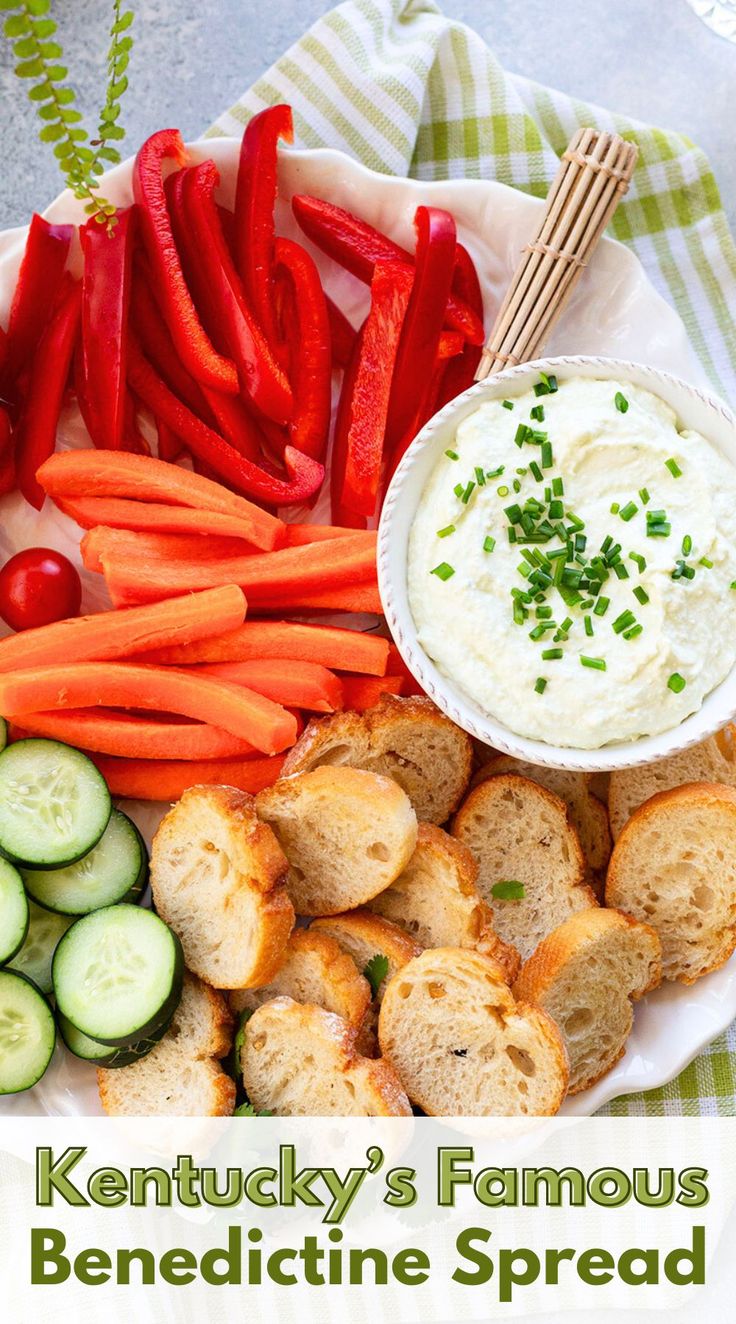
[0,142,729,1118]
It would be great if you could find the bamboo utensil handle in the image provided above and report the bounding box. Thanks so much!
[475,128,638,380]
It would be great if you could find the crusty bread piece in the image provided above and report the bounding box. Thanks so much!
[605,781,736,983]
[151,785,294,989]
[514,909,661,1093]
[256,766,417,915]
[451,775,596,963]
[98,972,235,1116]
[472,755,611,890]
[366,823,520,982]
[241,997,412,1116]
[608,725,736,839]
[281,694,472,823]
[379,948,569,1115]
[229,928,371,1027]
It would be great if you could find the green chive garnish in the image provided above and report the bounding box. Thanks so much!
[623,624,643,640]
[552,476,564,497]
[682,535,693,556]
[531,404,545,422]
[483,535,496,553]
[639,488,651,505]
[492,880,526,900]
[668,672,686,693]
[529,460,543,482]
[445,449,459,460]
[460,481,475,504]
[665,457,683,478]
[431,562,455,581]
[613,609,637,634]
[497,485,509,497]
[633,585,649,605]
[620,501,638,522]
[584,615,594,637]
[533,372,558,397]
[593,596,610,617]
[454,483,464,498]
[613,562,630,580]
[542,647,563,660]
[437,524,455,539]
[474,467,486,486]
[502,400,514,410]
[541,440,553,468]
[610,502,620,515]
[487,465,505,479]
[515,423,531,448]
[581,656,607,671]
[731,581,736,590]
[614,391,629,413]
[699,556,713,569]
[630,551,647,572]
[534,677,547,695]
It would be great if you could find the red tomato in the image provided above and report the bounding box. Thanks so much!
[0,547,82,632]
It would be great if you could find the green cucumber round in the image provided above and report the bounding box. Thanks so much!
[8,900,73,995]
[0,969,56,1094]
[0,739,111,869]
[23,810,147,916]
[0,859,29,965]
[57,1011,172,1068]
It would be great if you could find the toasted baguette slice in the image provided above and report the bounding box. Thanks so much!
[473,755,611,888]
[281,694,472,823]
[366,823,520,982]
[229,928,370,1027]
[452,775,596,962]
[151,785,294,989]
[513,909,661,1093]
[256,766,417,915]
[98,972,235,1116]
[605,781,736,983]
[608,726,736,839]
[241,997,412,1116]
[379,948,568,1115]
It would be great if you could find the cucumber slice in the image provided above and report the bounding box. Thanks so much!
[0,739,111,868]
[127,821,149,904]
[52,904,184,1045]
[57,1011,172,1068]
[0,859,29,965]
[23,810,147,916]
[0,970,56,1093]
[8,900,73,994]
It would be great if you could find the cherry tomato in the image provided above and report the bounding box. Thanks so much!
[0,547,82,632]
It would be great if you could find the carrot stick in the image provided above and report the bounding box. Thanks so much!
[256,582,384,614]
[90,753,286,801]
[138,620,390,674]
[0,663,297,754]
[341,674,404,712]
[197,659,343,713]
[9,710,257,760]
[281,523,376,547]
[36,449,283,550]
[80,526,252,573]
[0,585,247,674]
[57,495,262,543]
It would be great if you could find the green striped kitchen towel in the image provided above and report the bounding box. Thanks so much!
[209,0,736,1116]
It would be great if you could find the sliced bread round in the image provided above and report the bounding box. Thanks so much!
[256,765,418,915]
[378,947,569,1115]
[229,928,371,1027]
[240,997,412,1116]
[451,774,596,962]
[513,909,661,1093]
[608,726,736,839]
[605,781,736,983]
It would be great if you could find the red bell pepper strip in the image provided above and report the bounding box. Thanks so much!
[132,130,238,394]
[274,237,331,462]
[129,262,216,427]
[80,207,135,451]
[1,214,73,403]
[385,206,457,460]
[330,328,368,529]
[332,262,413,521]
[326,295,357,367]
[0,406,14,496]
[16,275,82,509]
[127,340,323,507]
[292,194,483,345]
[156,418,186,463]
[123,393,151,456]
[200,387,264,461]
[436,244,484,409]
[235,104,294,344]
[168,162,293,426]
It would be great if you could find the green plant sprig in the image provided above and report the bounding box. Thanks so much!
[1,0,134,230]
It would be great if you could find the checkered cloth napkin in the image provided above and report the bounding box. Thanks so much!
[209,0,736,1115]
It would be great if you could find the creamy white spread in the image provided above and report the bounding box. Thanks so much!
[408,376,736,748]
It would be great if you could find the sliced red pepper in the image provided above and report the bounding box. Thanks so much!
[80,207,135,451]
[332,263,413,521]
[436,244,484,409]
[330,328,367,529]
[127,340,322,507]
[0,406,14,496]
[437,331,464,359]
[156,417,186,463]
[16,275,82,509]
[235,104,294,344]
[123,394,151,456]
[274,237,331,462]
[326,295,357,367]
[292,194,484,345]
[130,261,216,426]
[200,387,264,461]
[167,161,293,426]
[385,206,457,462]
[132,129,238,394]
[1,214,73,403]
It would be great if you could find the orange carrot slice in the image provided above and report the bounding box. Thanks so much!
[341,674,405,711]
[90,752,285,801]
[9,710,256,760]
[0,585,246,674]
[197,659,343,713]
[139,620,389,674]
[57,495,262,543]
[256,581,384,614]
[0,663,296,754]
[281,523,376,546]
[36,450,283,550]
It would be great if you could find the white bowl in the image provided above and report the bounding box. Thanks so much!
[378,354,736,773]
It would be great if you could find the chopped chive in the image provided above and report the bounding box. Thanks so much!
[505,503,523,524]
[483,535,496,553]
[633,585,649,605]
[515,423,531,448]
[437,524,455,539]
[461,480,475,504]
[584,615,594,637]
[668,672,686,693]
[513,599,526,625]
[541,440,553,468]
[699,556,713,569]
[593,596,610,617]
[542,647,564,661]
[581,656,606,671]
[630,551,647,572]
[536,605,553,619]
[513,479,522,493]
[731,581,736,590]
[613,609,637,634]
[534,677,547,695]
[529,623,555,641]
[665,457,683,478]
[531,404,545,422]
[492,880,526,900]
[516,467,527,476]
[507,527,517,543]
[548,499,564,520]
[610,502,620,515]
[614,391,629,414]
[487,465,505,479]
[552,476,564,497]
[529,460,543,482]
[533,371,558,396]
[613,562,630,580]
[431,562,455,581]
[647,522,671,537]
[639,488,651,505]
[682,534,693,556]
[454,483,464,498]
[620,501,638,522]
[445,449,459,460]
[601,535,613,554]
[623,624,643,640]
[475,467,486,486]
[497,485,509,497]
[502,400,514,410]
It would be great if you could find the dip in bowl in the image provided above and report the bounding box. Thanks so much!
[378,357,736,772]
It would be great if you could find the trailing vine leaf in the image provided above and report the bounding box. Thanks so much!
[1,0,135,230]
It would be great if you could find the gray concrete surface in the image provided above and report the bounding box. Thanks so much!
[0,0,735,231]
